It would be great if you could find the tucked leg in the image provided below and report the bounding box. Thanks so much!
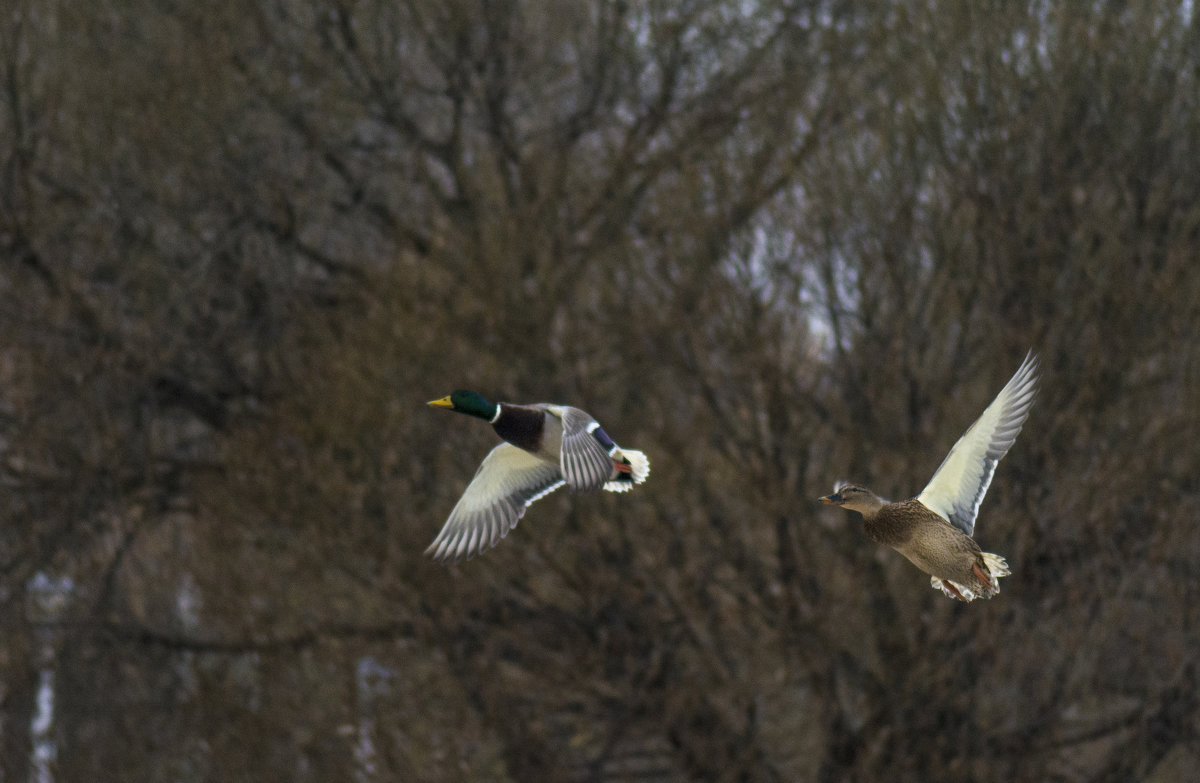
[972,561,993,591]
[941,580,967,601]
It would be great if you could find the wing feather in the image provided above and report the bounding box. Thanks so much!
[917,352,1039,535]
[556,407,616,490]
[425,443,565,562]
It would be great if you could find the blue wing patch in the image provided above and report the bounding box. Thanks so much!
[588,423,617,454]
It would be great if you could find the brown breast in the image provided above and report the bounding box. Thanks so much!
[492,403,546,452]
[863,499,929,547]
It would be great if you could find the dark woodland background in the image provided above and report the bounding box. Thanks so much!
[2,1,1199,781]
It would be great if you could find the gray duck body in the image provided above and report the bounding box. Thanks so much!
[425,391,650,562]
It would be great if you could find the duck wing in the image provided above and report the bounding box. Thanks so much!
[425,443,564,562]
[917,352,1039,536]
[551,406,620,491]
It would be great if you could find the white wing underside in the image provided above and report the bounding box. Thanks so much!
[425,443,565,562]
[917,352,1039,536]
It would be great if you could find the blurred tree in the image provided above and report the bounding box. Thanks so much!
[0,1,1197,781]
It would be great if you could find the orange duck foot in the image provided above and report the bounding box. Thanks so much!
[972,562,993,592]
[942,580,968,601]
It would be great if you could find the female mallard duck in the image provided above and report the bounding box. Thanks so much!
[819,352,1039,601]
[425,390,650,562]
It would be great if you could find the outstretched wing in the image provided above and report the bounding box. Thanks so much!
[554,406,619,491]
[426,443,564,562]
[917,351,1039,536]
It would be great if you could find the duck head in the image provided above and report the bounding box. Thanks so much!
[428,390,499,420]
[818,483,885,516]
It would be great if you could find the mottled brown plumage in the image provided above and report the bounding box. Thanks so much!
[818,352,1038,601]
[819,486,1007,600]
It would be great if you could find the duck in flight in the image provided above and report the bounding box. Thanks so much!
[426,391,649,562]
[819,352,1039,601]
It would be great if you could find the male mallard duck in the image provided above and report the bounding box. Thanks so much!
[819,352,1038,601]
[425,390,650,562]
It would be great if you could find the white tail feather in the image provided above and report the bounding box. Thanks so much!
[982,551,1011,578]
[603,448,650,492]
[931,552,1011,602]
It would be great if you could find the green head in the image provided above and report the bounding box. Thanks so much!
[427,390,498,421]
